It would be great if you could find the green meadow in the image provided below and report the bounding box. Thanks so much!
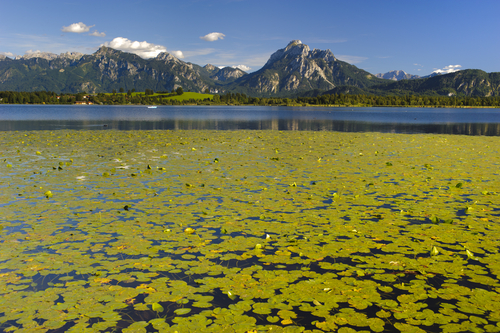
[1,130,500,332]
[113,92,213,101]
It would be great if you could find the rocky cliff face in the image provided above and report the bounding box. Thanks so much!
[230,40,383,96]
[78,47,213,93]
[0,46,216,93]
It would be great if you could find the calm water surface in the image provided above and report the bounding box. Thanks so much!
[1,104,500,135]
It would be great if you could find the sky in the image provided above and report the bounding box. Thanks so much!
[1,0,499,76]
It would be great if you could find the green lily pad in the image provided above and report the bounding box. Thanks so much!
[174,308,191,315]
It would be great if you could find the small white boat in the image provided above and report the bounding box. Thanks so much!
[147,106,157,109]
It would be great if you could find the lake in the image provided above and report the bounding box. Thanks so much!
[1,104,500,135]
[1,105,500,332]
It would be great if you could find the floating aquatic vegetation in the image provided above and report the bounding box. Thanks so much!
[1,129,500,332]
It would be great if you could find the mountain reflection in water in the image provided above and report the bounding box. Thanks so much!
[1,105,500,135]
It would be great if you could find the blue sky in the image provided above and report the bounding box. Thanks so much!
[1,0,499,76]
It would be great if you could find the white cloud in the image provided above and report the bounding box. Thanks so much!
[89,30,106,37]
[103,37,170,58]
[25,49,41,55]
[432,64,462,74]
[0,51,15,57]
[171,50,184,59]
[62,22,94,33]
[336,55,368,64]
[200,32,226,42]
[233,64,251,72]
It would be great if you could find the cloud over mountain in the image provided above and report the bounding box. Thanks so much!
[233,64,250,71]
[200,32,225,42]
[102,37,183,59]
[433,65,462,74]
[170,50,185,59]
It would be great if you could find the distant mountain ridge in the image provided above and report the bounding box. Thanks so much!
[0,41,499,97]
[375,70,442,81]
[370,69,500,97]
[14,51,84,61]
[375,70,421,81]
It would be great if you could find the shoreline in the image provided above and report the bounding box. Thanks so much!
[1,103,499,109]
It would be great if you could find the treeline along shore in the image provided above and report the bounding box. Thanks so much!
[1,90,500,108]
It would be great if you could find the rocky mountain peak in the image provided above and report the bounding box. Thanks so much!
[203,64,217,72]
[59,52,84,60]
[284,40,307,52]
[264,40,312,68]
[0,54,7,61]
[94,46,113,57]
[262,40,339,69]
[94,46,127,58]
[155,52,181,64]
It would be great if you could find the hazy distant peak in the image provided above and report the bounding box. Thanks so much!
[12,50,84,61]
[16,51,58,61]
[375,70,420,81]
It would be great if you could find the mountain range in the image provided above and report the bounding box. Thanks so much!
[374,70,440,81]
[1,40,499,97]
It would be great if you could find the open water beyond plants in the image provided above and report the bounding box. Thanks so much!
[1,129,500,332]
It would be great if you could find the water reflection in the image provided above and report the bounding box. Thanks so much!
[3,118,500,135]
[1,105,500,135]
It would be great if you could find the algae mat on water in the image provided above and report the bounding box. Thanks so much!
[1,130,500,333]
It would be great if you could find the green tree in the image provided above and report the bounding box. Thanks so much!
[176,87,184,95]
[119,87,124,93]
